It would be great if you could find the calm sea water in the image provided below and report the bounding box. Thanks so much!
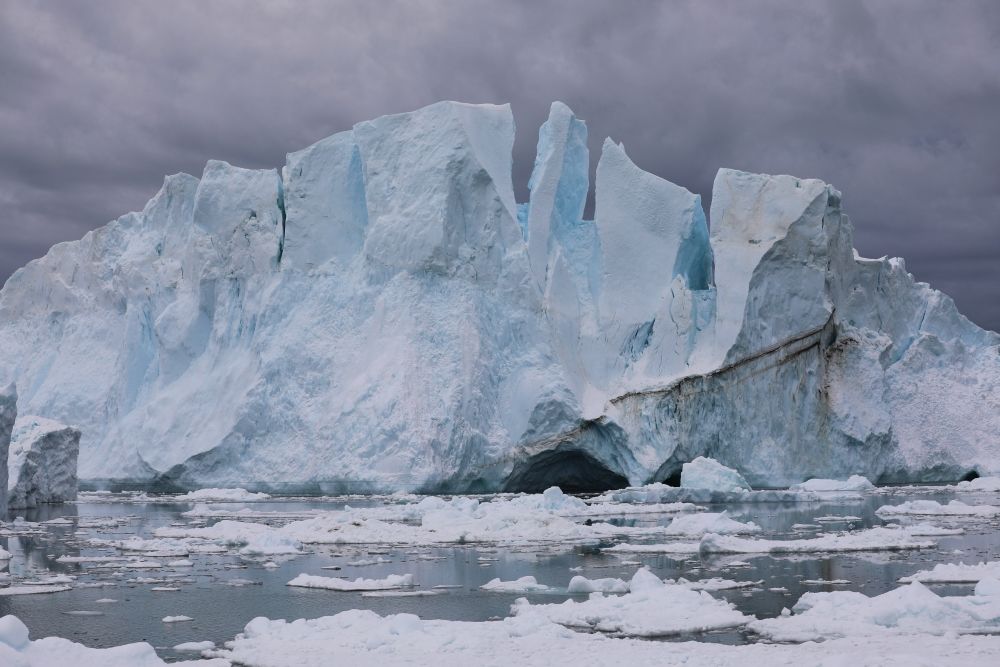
[1,489,997,662]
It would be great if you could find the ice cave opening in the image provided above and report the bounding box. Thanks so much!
[502,449,628,494]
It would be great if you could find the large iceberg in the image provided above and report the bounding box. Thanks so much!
[0,100,997,492]
[7,416,81,509]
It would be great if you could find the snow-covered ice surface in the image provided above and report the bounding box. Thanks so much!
[790,475,875,492]
[287,573,414,591]
[749,580,1000,641]
[1,101,998,492]
[213,610,1000,666]
[510,568,751,636]
[900,561,1000,583]
[0,615,226,666]
[698,526,937,554]
[480,576,552,593]
[876,499,1000,517]
[172,488,271,503]
[7,416,80,509]
[954,477,1000,492]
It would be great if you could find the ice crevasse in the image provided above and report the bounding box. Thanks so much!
[0,100,997,493]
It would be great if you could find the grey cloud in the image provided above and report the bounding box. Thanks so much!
[0,0,997,329]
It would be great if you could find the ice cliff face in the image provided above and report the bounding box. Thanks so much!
[0,101,997,492]
[0,384,16,513]
[7,416,80,509]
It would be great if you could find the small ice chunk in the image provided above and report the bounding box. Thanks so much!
[173,640,215,651]
[287,573,414,591]
[481,576,553,593]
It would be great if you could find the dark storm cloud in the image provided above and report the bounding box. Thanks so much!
[1,0,998,329]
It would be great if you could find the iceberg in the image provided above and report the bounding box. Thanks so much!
[7,416,81,509]
[0,100,997,492]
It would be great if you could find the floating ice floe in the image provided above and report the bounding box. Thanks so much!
[154,520,303,555]
[511,568,750,637]
[361,590,442,598]
[0,614,228,666]
[287,573,415,591]
[899,523,965,536]
[593,482,854,505]
[56,555,130,563]
[876,500,1000,517]
[661,511,760,537]
[749,580,1000,641]
[173,640,215,651]
[679,577,762,591]
[790,475,875,492]
[603,541,702,555]
[347,557,392,566]
[954,477,1000,492]
[900,561,1000,584]
[481,576,553,593]
[699,527,936,554]
[605,526,935,555]
[173,488,271,502]
[162,615,193,623]
[211,607,1000,666]
[20,575,75,585]
[0,585,71,596]
[142,490,691,552]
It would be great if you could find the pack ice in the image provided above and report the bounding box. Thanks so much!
[0,100,997,492]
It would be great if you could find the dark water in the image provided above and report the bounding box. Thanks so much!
[2,489,999,662]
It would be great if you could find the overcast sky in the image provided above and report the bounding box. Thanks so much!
[1,0,997,330]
